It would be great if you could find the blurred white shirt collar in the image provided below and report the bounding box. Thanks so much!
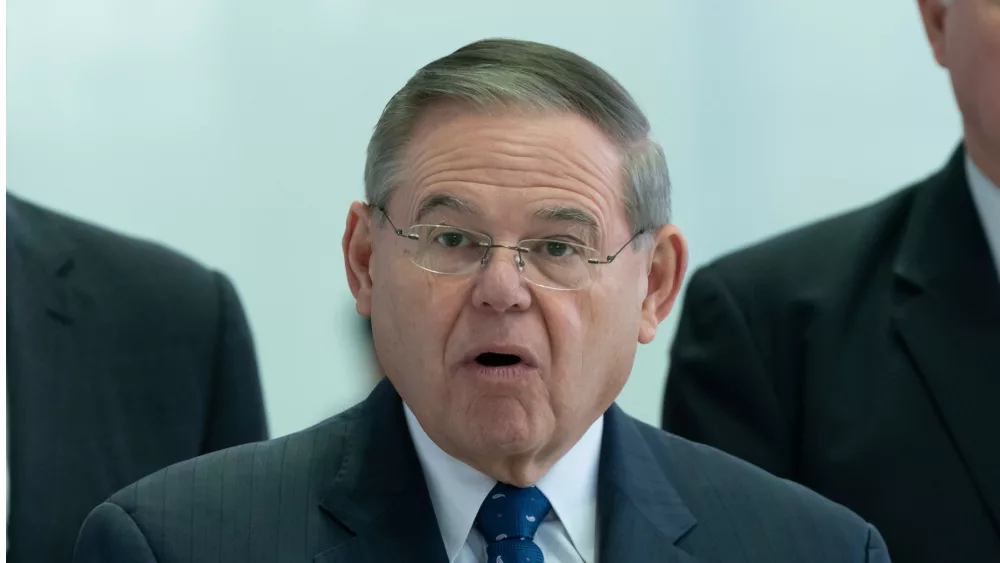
[966,154,1000,284]
[404,403,601,563]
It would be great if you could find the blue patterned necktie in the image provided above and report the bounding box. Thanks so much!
[475,482,552,563]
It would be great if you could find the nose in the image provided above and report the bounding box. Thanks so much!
[471,248,532,313]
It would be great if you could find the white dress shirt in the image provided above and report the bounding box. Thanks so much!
[966,155,1000,285]
[404,404,602,563]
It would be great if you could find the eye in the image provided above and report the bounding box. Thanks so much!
[542,240,577,257]
[433,231,472,248]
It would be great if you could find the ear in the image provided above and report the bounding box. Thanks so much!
[917,0,950,67]
[638,225,688,344]
[343,201,375,317]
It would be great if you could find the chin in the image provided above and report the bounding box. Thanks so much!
[465,399,545,454]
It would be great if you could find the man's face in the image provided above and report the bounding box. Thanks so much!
[920,0,1000,176]
[344,107,684,481]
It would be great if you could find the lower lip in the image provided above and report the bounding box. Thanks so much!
[459,362,538,380]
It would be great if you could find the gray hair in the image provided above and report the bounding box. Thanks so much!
[363,38,671,234]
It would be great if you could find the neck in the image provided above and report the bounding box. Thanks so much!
[442,427,589,487]
[473,452,561,488]
[964,128,1000,191]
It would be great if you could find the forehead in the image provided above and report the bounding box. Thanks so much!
[395,105,628,231]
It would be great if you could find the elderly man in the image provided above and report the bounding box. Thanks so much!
[73,39,889,563]
[663,2,1000,562]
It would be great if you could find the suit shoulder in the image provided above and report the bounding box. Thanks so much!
[11,193,218,292]
[108,409,358,516]
[637,422,870,532]
[9,195,241,345]
[705,183,918,289]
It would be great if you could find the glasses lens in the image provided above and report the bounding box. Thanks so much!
[518,239,594,290]
[408,225,490,274]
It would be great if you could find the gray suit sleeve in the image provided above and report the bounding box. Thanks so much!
[73,503,157,563]
[200,272,269,452]
[866,523,891,563]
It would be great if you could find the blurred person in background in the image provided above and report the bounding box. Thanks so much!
[663,1,1000,561]
[74,38,888,563]
[6,193,269,563]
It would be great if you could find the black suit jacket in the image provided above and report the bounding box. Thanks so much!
[73,378,889,563]
[663,146,1000,563]
[6,194,269,563]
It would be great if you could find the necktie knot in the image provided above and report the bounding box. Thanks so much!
[475,483,551,562]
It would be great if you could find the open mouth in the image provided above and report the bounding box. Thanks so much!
[475,352,523,367]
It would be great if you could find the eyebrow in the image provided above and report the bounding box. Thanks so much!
[533,206,601,239]
[414,194,480,223]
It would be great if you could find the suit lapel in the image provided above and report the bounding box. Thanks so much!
[313,385,702,563]
[892,147,1000,535]
[598,404,699,563]
[314,380,449,563]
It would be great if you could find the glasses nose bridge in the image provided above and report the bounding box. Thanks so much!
[480,242,527,269]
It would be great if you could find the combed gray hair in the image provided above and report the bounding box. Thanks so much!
[364,38,671,234]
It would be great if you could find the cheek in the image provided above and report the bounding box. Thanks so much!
[951,14,1000,129]
[545,285,636,379]
[542,299,583,357]
[582,274,645,359]
[536,297,585,404]
[372,257,462,369]
[978,56,1000,135]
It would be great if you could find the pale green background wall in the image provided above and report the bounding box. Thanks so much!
[8,0,961,437]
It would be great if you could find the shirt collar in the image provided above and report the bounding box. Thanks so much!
[536,413,602,563]
[404,404,603,563]
[965,154,1000,282]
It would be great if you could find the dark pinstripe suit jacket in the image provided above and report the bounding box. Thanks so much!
[73,379,890,562]
[7,194,268,563]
